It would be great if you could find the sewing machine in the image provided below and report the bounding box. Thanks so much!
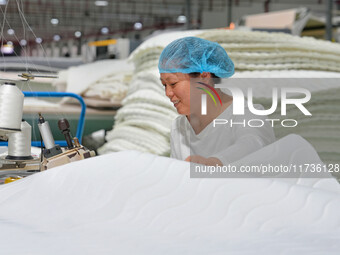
[0,80,95,184]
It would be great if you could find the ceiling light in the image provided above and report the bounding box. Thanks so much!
[7,28,14,35]
[0,0,6,6]
[20,39,27,46]
[95,1,108,6]
[134,22,142,30]
[53,35,61,41]
[1,44,14,54]
[177,15,187,24]
[75,31,82,38]
[100,27,109,34]
[51,18,59,25]
[35,37,42,44]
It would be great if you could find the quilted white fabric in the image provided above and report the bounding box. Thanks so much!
[53,59,133,101]
[229,70,340,97]
[0,135,339,255]
[226,71,340,167]
[130,29,340,73]
[98,69,178,156]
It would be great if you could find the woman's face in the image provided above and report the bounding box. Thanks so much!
[160,73,191,115]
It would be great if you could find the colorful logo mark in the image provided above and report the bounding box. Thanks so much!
[196,82,222,115]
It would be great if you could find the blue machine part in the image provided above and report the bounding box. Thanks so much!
[0,91,86,148]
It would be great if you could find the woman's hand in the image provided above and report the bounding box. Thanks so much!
[185,155,223,166]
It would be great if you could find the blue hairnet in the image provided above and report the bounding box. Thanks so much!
[158,37,234,78]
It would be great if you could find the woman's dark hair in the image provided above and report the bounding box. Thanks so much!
[189,72,221,84]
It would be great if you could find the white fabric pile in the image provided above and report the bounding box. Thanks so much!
[53,59,133,102]
[0,135,340,254]
[199,30,340,72]
[130,29,340,74]
[99,29,340,160]
[227,70,340,165]
[98,69,178,155]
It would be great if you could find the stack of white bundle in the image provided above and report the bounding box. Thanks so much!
[199,30,340,72]
[98,68,178,155]
[229,70,340,165]
[53,59,133,102]
[99,29,340,160]
[130,29,340,74]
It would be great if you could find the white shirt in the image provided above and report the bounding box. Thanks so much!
[170,103,276,165]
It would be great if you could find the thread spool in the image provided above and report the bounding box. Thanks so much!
[6,120,33,160]
[38,117,55,149]
[0,83,24,135]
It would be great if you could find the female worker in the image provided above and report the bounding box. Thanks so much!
[159,37,275,166]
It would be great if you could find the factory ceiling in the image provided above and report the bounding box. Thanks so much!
[1,0,196,45]
[0,0,331,46]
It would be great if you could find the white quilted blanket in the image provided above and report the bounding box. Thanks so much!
[0,135,339,255]
[52,59,133,101]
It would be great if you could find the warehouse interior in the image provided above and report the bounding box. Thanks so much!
[0,0,340,254]
[2,0,340,59]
